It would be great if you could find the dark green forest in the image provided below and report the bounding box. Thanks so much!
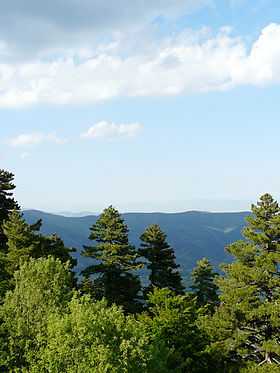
[1,168,280,372]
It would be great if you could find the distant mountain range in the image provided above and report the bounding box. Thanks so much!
[23,210,250,282]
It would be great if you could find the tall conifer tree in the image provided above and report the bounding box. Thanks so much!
[206,194,280,369]
[0,170,19,298]
[191,258,219,313]
[139,224,184,295]
[0,170,19,252]
[82,206,142,313]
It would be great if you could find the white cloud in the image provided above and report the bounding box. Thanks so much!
[9,133,43,146]
[8,132,66,147]
[0,23,280,108]
[81,122,143,139]
[232,23,280,85]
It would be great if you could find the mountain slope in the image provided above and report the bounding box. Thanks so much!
[23,210,250,279]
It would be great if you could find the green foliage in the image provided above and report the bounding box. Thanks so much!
[0,169,19,249]
[32,295,168,373]
[38,233,77,269]
[3,210,40,276]
[0,170,19,298]
[3,210,76,276]
[205,194,280,369]
[3,170,280,372]
[141,288,210,372]
[0,252,9,300]
[139,224,184,295]
[0,257,73,371]
[240,363,280,372]
[82,206,142,313]
[191,257,219,313]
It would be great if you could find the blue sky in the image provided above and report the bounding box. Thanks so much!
[1,0,280,212]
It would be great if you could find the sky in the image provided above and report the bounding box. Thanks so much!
[1,0,280,213]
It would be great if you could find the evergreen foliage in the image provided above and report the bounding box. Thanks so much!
[205,194,280,369]
[141,288,210,372]
[1,169,280,372]
[3,210,76,277]
[82,206,142,313]
[139,224,184,295]
[191,257,219,313]
[38,233,77,268]
[0,170,19,299]
[3,210,40,276]
[0,169,19,251]
[0,253,9,300]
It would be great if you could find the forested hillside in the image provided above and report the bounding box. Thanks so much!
[24,209,249,278]
[1,169,280,372]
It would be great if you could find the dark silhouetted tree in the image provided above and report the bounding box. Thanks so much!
[82,206,142,313]
[139,224,184,295]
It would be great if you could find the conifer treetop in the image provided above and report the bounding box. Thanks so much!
[207,194,280,368]
[140,224,185,295]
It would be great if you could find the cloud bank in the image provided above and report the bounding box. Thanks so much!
[0,0,209,59]
[0,23,280,107]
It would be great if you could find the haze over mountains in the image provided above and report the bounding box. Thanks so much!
[23,209,250,281]
[40,199,253,215]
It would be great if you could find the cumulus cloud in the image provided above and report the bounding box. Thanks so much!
[0,23,280,107]
[232,23,280,85]
[81,122,143,139]
[8,132,66,147]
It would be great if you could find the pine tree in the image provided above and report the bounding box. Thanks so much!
[3,210,39,276]
[37,233,77,269]
[0,170,19,298]
[206,194,280,369]
[0,170,19,252]
[142,288,210,372]
[82,206,142,313]
[191,258,219,313]
[3,210,76,276]
[139,224,185,295]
